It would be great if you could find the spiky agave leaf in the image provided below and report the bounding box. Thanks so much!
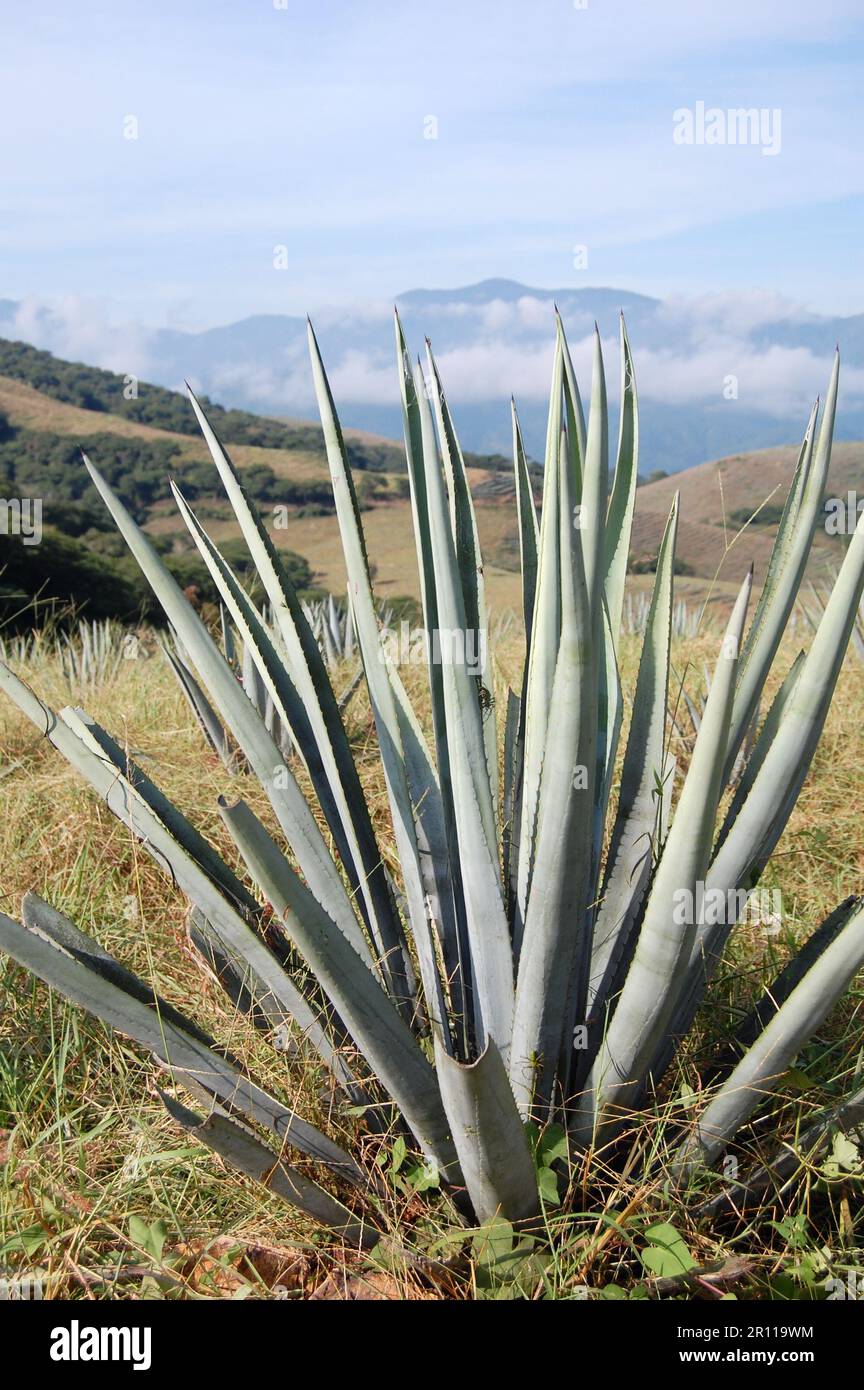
[0,897,361,1182]
[510,426,596,1114]
[575,570,753,1144]
[673,897,864,1179]
[587,495,679,1025]
[180,395,413,1004]
[722,363,837,782]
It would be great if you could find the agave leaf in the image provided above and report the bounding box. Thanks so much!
[589,496,679,1017]
[502,685,521,913]
[395,316,445,669]
[652,648,810,1092]
[385,652,467,1038]
[35,886,355,1100]
[506,401,538,939]
[159,1091,376,1247]
[573,327,617,892]
[0,667,325,1045]
[434,1039,541,1224]
[721,895,864,1066]
[733,399,817,646]
[162,643,234,769]
[578,569,753,1142]
[53,706,355,1086]
[241,636,268,717]
[512,399,540,654]
[218,795,461,1180]
[219,603,236,665]
[186,907,293,1036]
[510,428,596,1114]
[307,321,465,1043]
[691,650,806,978]
[170,486,388,971]
[593,594,623,891]
[425,341,498,818]
[4,671,352,1091]
[674,897,864,1177]
[396,317,471,1036]
[21,893,215,1045]
[723,362,837,782]
[698,1081,864,1215]
[515,335,564,941]
[604,315,640,645]
[0,902,361,1182]
[404,353,514,1057]
[579,324,609,617]
[181,396,408,996]
[184,902,364,1105]
[79,455,372,959]
[423,345,484,639]
[556,307,586,494]
[69,700,259,918]
[709,503,864,899]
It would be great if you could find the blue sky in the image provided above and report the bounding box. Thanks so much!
[1,0,862,329]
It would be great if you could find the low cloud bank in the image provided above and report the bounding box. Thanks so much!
[2,290,859,423]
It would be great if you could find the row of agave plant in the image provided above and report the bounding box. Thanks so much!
[0,617,132,689]
[0,601,367,775]
[1,311,864,1250]
[622,590,708,638]
[165,595,368,771]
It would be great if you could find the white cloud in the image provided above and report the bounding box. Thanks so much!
[1,295,158,379]
[2,290,860,422]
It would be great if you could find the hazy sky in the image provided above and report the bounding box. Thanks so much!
[1,0,862,327]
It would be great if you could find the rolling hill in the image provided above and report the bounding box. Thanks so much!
[1,336,861,625]
[632,439,863,587]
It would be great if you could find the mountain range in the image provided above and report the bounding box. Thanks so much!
[2,279,863,475]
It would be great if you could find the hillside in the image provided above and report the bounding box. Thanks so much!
[0,348,413,627]
[633,439,863,584]
[0,341,519,625]
[1,335,860,625]
[0,337,407,471]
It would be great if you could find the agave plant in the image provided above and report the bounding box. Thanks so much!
[2,313,863,1244]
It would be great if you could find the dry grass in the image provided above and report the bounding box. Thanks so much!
[1,618,863,1301]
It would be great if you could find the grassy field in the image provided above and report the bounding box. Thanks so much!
[1,611,862,1301]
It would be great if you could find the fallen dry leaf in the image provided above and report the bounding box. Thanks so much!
[310,1268,436,1301]
[173,1237,313,1296]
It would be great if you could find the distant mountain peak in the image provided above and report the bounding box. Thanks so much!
[396,278,659,307]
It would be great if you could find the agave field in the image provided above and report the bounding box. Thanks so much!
[1,312,863,1301]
